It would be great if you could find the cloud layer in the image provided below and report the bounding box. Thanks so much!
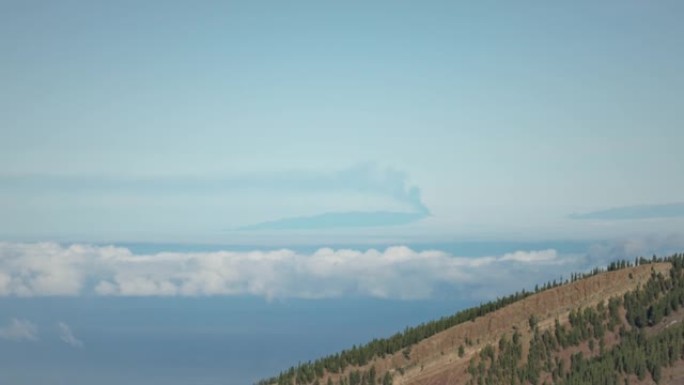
[0,242,575,300]
[1,163,431,231]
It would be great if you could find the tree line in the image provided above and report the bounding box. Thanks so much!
[464,253,684,385]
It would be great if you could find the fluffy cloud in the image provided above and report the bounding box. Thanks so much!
[57,322,83,348]
[500,249,557,263]
[0,242,96,296]
[0,242,578,300]
[0,318,38,341]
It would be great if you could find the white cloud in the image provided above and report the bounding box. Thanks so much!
[0,318,38,341]
[0,242,575,300]
[588,234,684,263]
[0,242,90,296]
[57,322,83,348]
[500,249,557,263]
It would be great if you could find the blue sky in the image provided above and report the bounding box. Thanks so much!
[1,0,683,244]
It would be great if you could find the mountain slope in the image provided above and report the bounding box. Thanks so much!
[261,254,684,385]
[393,262,670,385]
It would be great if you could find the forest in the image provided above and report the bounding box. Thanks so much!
[466,253,684,385]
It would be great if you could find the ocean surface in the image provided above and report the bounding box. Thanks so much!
[0,240,626,385]
[0,296,474,385]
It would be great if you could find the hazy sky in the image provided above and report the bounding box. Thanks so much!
[1,1,683,243]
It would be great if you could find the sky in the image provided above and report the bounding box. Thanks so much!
[1,0,684,244]
[1,1,684,384]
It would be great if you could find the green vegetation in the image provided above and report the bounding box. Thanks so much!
[259,287,545,385]
[465,253,684,385]
[259,254,681,385]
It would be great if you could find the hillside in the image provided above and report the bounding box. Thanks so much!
[261,254,684,385]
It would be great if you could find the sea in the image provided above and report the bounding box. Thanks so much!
[0,240,603,385]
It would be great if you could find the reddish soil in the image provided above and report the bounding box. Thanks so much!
[320,263,672,385]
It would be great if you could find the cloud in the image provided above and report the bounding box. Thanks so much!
[586,234,684,264]
[57,322,83,348]
[500,249,557,263]
[0,163,428,211]
[0,318,38,341]
[570,202,684,220]
[0,242,579,300]
[332,163,430,214]
[236,163,431,230]
[0,163,431,231]
[3,237,683,300]
[0,242,90,296]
